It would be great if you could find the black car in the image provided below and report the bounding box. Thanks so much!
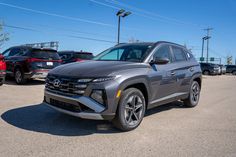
[2,46,62,84]
[226,65,236,75]
[58,51,94,64]
[200,63,220,75]
[44,41,202,131]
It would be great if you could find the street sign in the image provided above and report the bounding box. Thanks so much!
[200,57,204,61]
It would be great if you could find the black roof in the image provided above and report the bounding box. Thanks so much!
[58,51,93,54]
[116,41,185,49]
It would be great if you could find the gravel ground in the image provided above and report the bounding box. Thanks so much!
[0,75,236,157]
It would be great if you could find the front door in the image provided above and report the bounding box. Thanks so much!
[149,45,177,105]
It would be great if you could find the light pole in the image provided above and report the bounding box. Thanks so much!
[116,9,131,44]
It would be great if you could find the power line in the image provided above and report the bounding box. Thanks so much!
[91,0,204,28]
[3,24,116,44]
[0,2,115,28]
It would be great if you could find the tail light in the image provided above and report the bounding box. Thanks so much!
[27,58,62,63]
[74,58,84,62]
[26,58,43,63]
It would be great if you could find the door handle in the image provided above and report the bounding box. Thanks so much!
[171,71,175,75]
[189,67,194,72]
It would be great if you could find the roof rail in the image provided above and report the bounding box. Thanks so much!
[23,41,59,50]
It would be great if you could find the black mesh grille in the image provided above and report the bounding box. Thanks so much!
[50,99,81,112]
[45,75,89,95]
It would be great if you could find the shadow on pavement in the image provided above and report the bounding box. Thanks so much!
[4,78,45,86]
[1,101,188,136]
[1,104,119,136]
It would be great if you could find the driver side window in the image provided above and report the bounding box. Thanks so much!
[153,45,172,63]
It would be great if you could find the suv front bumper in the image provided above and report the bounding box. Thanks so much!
[25,69,50,79]
[43,90,115,120]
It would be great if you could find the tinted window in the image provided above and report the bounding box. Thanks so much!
[10,48,21,56]
[172,47,186,62]
[75,53,93,59]
[153,45,172,62]
[31,50,60,60]
[59,53,73,60]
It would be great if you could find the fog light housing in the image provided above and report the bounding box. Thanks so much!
[90,90,105,105]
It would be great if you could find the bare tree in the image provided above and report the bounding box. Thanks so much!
[0,21,9,48]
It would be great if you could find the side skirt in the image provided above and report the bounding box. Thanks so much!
[147,92,188,110]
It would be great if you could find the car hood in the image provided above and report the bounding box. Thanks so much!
[49,60,149,77]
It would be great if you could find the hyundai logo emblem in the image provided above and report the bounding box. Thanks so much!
[53,79,61,88]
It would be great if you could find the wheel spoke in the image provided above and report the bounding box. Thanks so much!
[133,112,139,121]
[131,95,137,106]
[125,106,133,110]
[127,112,133,123]
[135,103,143,111]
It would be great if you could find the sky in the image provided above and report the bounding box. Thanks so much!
[0,0,236,64]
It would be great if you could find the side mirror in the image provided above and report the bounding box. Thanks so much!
[0,54,4,60]
[150,57,169,65]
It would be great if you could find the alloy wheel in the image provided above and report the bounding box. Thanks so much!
[124,94,144,126]
[191,82,200,104]
[15,70,22,83]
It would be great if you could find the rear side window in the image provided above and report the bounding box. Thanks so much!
[31,50,60,60]
[75,53,93,59]
[172,46,187,62]
[59,53,73,60]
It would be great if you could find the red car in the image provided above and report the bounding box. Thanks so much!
[0,54,6,86]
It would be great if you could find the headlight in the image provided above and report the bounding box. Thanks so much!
[77,79,92,83]
[92,75,120,83]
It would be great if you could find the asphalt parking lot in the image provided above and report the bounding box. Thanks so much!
[0,75,236,157]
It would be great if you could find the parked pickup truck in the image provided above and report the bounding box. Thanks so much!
[43,41,202,131]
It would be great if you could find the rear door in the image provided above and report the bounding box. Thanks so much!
[29,49,61,70]
[170,46,191,95]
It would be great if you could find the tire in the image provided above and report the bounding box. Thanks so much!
[233,71,236,75]
[14,68,27,85]
[0,77,5,86]
[183,81,201,107]
[0,80,3,86]
[112,88,146,131]
[203,70,210,75]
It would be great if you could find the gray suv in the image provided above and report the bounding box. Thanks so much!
[43,41,202,131]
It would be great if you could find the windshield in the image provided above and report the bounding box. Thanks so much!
[93,44,154,62]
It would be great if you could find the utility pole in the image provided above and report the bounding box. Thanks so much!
[204,27,213,63]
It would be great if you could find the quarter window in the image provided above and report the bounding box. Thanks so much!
[172,47,187,62]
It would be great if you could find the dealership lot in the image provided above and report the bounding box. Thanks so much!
[0,76,236,157]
